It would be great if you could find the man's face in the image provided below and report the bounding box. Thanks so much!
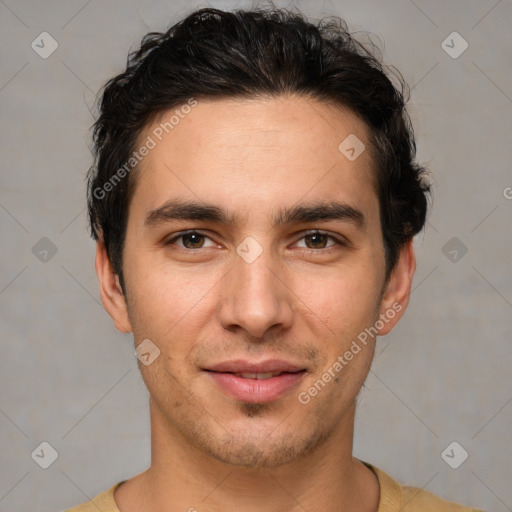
[107,95,406,468]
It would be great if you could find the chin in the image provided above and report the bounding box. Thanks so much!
[185,415,333,469]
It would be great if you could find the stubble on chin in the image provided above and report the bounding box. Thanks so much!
[180,401,336,469]
[240,402,267,418]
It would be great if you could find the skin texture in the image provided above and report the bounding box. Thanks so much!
[96,95,416,512]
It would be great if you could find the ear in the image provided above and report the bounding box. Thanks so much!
[377,238,416,336]
[95,237,132,333]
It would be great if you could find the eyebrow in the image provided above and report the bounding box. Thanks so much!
[144,200,366,229]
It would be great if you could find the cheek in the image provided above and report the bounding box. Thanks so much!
[123,243,230,374]
[125,259,224,361]
[295,264,382,332]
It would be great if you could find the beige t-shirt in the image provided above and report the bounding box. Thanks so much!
[65,460,485,511]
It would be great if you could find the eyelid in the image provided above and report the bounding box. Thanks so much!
[165,229,218,248]
[293,229,348,249]
[301,229,341,238]
[165,229,348,250]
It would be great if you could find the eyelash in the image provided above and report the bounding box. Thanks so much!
[165,230,346,252]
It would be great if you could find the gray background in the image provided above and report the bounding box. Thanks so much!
[1,0,511,511]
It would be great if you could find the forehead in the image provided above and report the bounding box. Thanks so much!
[131,95,379,227]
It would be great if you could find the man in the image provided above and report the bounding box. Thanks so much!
[67,6,484,512]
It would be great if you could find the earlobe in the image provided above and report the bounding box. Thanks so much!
[95,238,132,333]
[377,239,416,336]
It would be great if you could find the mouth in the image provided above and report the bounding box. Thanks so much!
[203,360,307,403]
[226,370,302,380]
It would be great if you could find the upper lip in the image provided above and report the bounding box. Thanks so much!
[204,359,305,373]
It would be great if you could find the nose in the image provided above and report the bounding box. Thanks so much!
[217,243,294,340]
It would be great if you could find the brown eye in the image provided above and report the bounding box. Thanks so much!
[296,231,342,250]
[304,232,330,249]
[167,231,215,249]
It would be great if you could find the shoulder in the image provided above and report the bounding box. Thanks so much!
[358,459,486,512]
[400,484,486,511]
[64,481,123,512]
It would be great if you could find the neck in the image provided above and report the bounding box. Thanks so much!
[119,400,379,512]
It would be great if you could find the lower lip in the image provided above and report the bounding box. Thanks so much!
[206,371,306,403]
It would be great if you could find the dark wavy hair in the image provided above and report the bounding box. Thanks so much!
[87,6,430,291]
